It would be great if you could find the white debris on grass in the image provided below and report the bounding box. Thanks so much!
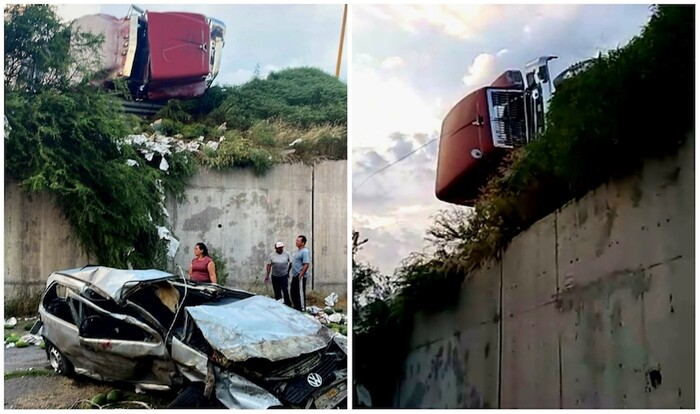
[306,306,322,315]
[4,115,11,140]
[159,156,169,171]
[4,317,17,328]
[328,313,343,324]
[126,159,138,167]
[19,334,42,345]
[324,292,339,307]
[157,226,180,258]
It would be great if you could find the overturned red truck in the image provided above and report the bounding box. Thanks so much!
[436,56,585,206]
[73,6,225,101]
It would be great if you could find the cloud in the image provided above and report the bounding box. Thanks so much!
[381,56,405,70]
[356,5,583,41]
[352,62,442,152]
[354,203,444,275]
[462,53,499,88]
[388,133,414,159]
[54,5,101,22]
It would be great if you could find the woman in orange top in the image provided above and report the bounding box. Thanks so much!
[189,242,217,284]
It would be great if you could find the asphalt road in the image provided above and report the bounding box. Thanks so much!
[4,345,48,372]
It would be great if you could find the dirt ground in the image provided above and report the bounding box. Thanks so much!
[4,374,173,409]
[4,318,173,409]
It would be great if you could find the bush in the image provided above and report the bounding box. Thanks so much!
[209,249,229,286]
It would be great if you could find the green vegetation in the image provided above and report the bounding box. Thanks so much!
[4,5,346,283]
[209,248,229,286]
[4,369,56,380]
[153,67,347,175]
[4,293,42,318]
[353,5,694,406]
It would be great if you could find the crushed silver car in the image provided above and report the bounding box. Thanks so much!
[37,266,347,409]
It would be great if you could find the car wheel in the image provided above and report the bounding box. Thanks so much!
[47,342,73,376]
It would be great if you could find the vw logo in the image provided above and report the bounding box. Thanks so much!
[307,372,323,388]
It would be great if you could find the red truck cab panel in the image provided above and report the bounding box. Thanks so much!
[436,70,525,206]
[146,12,210,82]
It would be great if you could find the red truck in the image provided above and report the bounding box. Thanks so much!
[435,56,569,206]
[73,6,225,101]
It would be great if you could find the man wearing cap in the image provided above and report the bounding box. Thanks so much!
[265,241,292,307]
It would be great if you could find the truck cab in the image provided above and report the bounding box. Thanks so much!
[72,6,226,101]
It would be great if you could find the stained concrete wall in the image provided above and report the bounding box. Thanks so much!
[168,161,347,295]
[311,161,348,293]
[395,259,501,409]
[4,181,92,299]
[396,137,694,408]
[4,161,347,300]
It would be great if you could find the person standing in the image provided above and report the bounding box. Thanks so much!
[264,241,292,306]
[189,242,217,284]
[290,235,311,311]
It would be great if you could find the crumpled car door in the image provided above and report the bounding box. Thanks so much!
[70,291,168,383]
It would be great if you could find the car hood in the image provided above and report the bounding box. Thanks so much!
[185,295,335,362]
[49,266,177,303]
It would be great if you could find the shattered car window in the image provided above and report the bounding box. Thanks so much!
[43,283,76,325]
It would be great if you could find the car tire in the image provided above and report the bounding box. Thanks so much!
[46,341,74,376]
[168,383,221,409]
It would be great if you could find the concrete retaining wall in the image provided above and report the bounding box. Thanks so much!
[4,182,92,299]
[396,137,694,408]
[4,161,347,300]
[168,161,347,294]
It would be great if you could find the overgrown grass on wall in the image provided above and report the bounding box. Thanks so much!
[353,4,695,406]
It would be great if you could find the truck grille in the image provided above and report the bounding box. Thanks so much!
[487,89,528,148]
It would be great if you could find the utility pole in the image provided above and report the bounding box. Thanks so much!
[335,4,347,78]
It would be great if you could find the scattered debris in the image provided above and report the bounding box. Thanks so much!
[19,333,43,346]
[156,226,180,258]
[324,292,339,307]
[306,306,322,315]
[70,398,152,410]
[304,298,346,334]
[5,317,18,329]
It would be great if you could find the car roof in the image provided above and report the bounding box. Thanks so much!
[49,266,177,302]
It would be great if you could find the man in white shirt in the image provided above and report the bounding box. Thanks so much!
[265,241,292,307]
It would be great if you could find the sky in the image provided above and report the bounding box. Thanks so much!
[55,4,348,85]
[352,4,653,276]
